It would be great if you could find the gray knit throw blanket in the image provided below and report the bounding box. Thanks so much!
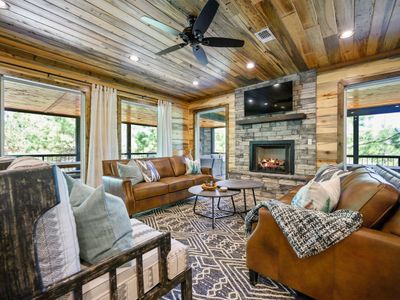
[245,200,363,258]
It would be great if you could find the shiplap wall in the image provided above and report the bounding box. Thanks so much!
[316,56,400,166]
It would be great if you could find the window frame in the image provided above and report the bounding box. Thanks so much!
[0,75,86,178]
[211,127,226,154]
[120,122,157,159]
[346,104,400,166]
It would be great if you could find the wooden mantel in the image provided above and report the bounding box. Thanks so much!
[236,113,307,125]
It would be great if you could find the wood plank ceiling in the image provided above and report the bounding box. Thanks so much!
[0,0,399,101]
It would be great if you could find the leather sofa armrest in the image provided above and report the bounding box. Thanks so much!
[102,175,133,203]
[201,167,213,176]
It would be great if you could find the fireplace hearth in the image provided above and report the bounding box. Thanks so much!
[249,140,295,174]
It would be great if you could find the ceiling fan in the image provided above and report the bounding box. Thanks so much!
[140,0,245,65]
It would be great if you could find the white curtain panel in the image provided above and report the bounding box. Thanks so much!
[87,84,119,187]
[157,100,173,157]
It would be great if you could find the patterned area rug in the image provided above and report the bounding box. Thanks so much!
[136,196,295,300]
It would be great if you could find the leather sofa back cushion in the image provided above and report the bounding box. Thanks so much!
[169,156,187,176]
[148,158,175,178]
[337,168,399,228]
[382,206,400,236]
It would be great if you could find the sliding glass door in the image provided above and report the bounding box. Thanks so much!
[194,107,227,179]
[0,76,85,179]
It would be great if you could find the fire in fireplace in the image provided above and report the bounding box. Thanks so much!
[249,140,295,174]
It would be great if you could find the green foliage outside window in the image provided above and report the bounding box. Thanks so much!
[4,111,76,155]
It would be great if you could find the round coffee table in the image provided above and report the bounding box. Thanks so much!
[188,185,240,229]
[216,179,264,215]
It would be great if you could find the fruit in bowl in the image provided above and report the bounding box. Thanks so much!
[201,181,217,191]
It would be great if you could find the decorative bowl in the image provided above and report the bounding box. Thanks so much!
[201,183,218,191]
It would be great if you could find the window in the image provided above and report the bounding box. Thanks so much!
[212,127,226,153]
[347,107,400,166]
[1,77,84,178]
[120,100,157,159]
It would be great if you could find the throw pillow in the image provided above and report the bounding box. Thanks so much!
[136,160,160,182]
[69,181,133,264]
[292,174,341,213]
[185,158,201,175]
[35,166,80,288]
[314,164,351,182]
[117,160,144,185]
[374,164,400,190]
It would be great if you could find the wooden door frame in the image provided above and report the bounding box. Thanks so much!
[337,70,400,163]
[193,104,229,177]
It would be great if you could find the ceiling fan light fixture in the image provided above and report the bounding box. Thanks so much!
[0,0,9,9]
[192,80,199,86]
[339,30,354,39]
[129,55,139,62]
[246,62,255,69]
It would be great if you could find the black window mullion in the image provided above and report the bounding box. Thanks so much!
[127,124,132,159]
[353,116,359,164]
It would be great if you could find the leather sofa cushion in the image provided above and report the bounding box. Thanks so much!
[160,176,193,193]
[148,158,175,178]
[169,156,187,177]
[184,174,212,185]
[338,167,399,228]
[382,206,400,236]
[132,182,169,200]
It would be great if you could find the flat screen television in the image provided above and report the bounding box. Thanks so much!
[244,81,293,117]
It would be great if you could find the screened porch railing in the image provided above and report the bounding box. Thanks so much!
[346,155,400,167]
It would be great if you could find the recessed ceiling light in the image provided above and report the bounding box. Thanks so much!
[395,105,400,108]
[0,0,9,9]
[129,54,139,62]
[246,62,255,69]
[248,99,253,103]
[339,30,354,39]
[273,83,280,87]
[192,80,199,86]
[274,104,278,107]
[281,106,285,109]
[264,102,268,106]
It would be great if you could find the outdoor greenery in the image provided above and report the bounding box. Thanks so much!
[131,124,157,153]
[347,112,400,165]
[213,127,226,153]
[4,111,76,156]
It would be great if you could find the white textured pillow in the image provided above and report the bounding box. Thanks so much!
[291,175,341,213]
[185,158,201,175]
[35,167,80,288]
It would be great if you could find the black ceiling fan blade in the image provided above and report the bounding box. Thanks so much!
[192,45,209,65]
[156,43,187,55]
[140,16,181,36]
[193,0,219,35]
[202,37,245,47]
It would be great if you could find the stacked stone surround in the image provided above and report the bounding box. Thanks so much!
[230,70,317,199]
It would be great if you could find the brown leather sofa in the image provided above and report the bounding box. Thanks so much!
[247,166,400,300]
[102,156,212,215]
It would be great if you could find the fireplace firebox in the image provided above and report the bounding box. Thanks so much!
[249,140,295,174]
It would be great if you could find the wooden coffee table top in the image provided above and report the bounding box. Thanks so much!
[216,179,264,189]
[188,185,240,198]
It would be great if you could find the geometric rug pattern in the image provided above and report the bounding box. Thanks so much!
[136,196,296,300]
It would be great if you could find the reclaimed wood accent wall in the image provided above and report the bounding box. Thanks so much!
[316,55,400,166]
[188,93,235,171]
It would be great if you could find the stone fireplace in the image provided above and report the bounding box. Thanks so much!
[230,70,317,199]
[249,140,295,175]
